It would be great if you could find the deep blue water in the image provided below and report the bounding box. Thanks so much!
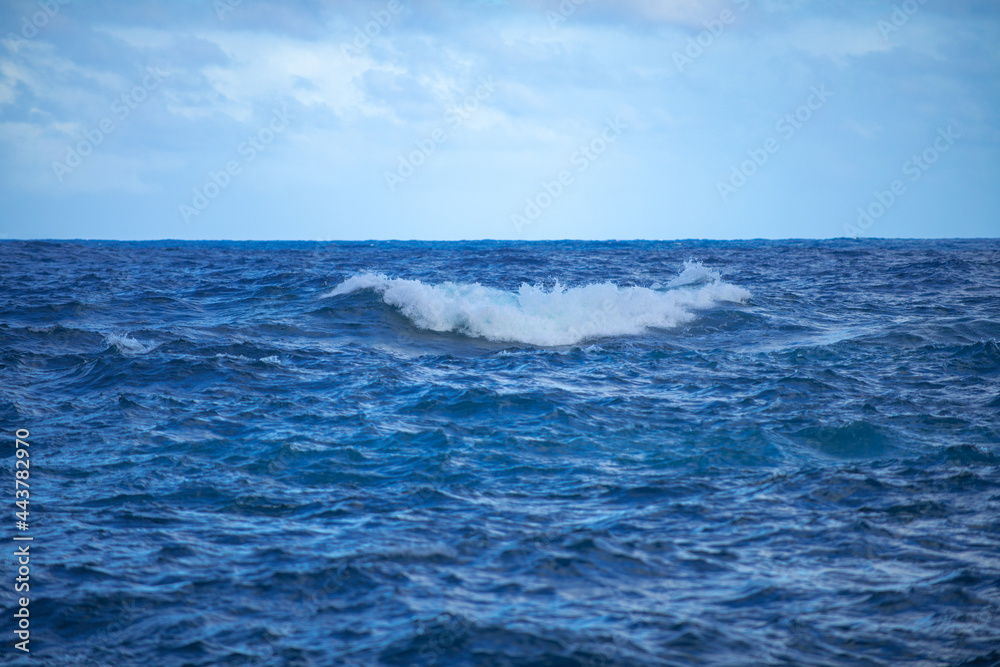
[2,239,999,666]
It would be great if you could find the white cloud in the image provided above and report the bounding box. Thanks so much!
[611,0,731,24]
[784,18,891,61]
[194,32,402,121]
[842,118,883,139]
[0,41,129,112]
[97,26,177,50]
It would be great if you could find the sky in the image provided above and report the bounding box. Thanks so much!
[0,0,997,240]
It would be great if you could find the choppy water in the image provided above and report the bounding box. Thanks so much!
[2,239,999,666]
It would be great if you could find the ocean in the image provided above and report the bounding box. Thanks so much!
[2,239,999,666]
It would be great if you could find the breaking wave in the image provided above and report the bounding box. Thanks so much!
[324,261,751,346]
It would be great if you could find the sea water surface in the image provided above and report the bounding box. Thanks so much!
[1,239,999,666]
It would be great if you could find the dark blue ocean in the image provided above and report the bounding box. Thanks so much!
[2,239,999,666]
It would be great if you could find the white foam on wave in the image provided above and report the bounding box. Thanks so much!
[104,333,157,355]
[666,259,723,287]
[323,261,751,347]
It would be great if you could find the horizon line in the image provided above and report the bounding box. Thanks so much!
[2,236,999,243]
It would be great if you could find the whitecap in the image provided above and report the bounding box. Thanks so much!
[103,333,158,355]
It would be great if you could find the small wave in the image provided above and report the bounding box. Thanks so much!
[215,353,251,362]
[323,262,751,346]
[212,353,282,366]
[103,333,157,355]
[797,421,890,458]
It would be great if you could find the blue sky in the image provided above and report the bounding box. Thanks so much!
[0,0,997,240]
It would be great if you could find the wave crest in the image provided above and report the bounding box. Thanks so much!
[324,262,750,346]
[104,333,157,355]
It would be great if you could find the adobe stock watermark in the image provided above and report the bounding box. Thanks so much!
[51,66,168,182]
[511,117,627,234]
[214,0,243,21]
[2,0,70,56]
[878,0,929,41]
[844,125,959,237]
[340,0,402,57]
[716,85,832,202]
[179,105,294,222]
[673,0,751,73]
[545,0,594,30]
[384,75,498,192]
